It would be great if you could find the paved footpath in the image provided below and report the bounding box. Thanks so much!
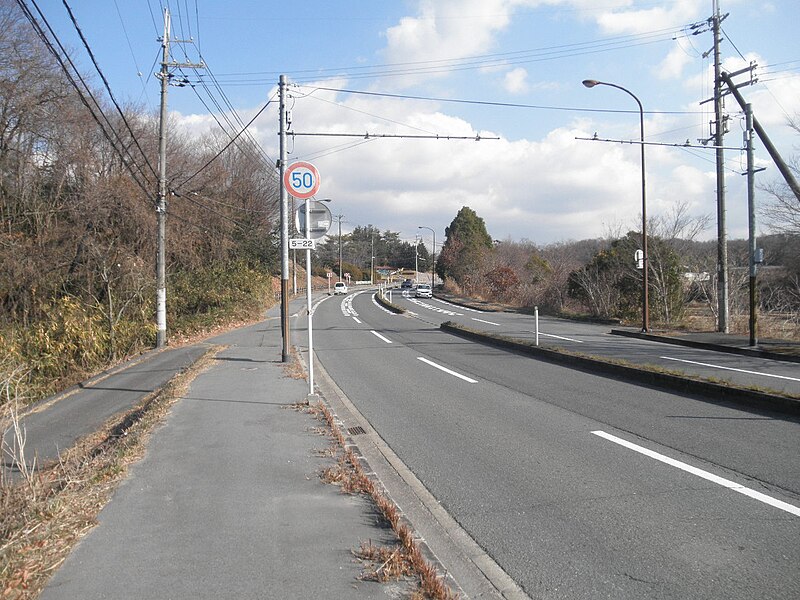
[38,310,409,599]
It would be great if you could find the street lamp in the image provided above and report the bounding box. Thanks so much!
[582,79,649,332]
[418,226,436,287]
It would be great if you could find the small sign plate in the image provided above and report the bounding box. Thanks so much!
[289,238,316,249]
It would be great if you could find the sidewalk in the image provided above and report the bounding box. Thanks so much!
[38,314,410,599]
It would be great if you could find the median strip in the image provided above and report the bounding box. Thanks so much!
[440,321,800,416]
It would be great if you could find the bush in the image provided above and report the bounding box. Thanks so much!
[168,261,273,331]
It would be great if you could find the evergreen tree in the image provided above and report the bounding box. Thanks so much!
[437,206,493,286]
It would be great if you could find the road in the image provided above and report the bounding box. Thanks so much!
[307,287,800,599]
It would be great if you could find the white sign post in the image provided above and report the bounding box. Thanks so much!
[283,161,324,397]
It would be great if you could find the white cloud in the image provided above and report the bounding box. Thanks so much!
[594,0,701,35]
[503,67,529,93]
[657,44,694,80]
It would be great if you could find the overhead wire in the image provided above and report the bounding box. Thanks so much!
[113,0,149,105]
[294,84,703,116]
[61,0,159,180]
[167,23,276,172]
[16,0,154,201]
[210,24,687,85]
[175,96,275,190]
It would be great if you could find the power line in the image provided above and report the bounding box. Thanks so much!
[175,96,275,190]
[61,0,158,180]
[210,24,687,85]
[16,0,154,199]
[295,84,702,116]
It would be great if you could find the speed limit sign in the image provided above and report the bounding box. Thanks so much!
[283,161,320,199]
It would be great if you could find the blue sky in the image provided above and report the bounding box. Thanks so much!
[36,0,800,247]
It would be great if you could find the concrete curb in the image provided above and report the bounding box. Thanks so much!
[441,321,800,417]
[610,328,800,364]
[375,292,406,314]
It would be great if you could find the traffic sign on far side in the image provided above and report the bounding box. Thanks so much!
[284,161,320,199]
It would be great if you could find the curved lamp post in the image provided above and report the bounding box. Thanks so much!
[418,226,436,287]
[582,79,649,332]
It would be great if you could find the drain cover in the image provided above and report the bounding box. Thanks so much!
[347,426,367,436]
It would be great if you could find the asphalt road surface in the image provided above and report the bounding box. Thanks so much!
[306,288,800,599]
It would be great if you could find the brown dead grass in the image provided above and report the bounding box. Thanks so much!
[0,346,221,599]
[309,401,458,600]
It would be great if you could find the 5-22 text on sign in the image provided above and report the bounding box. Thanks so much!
[289,238,316,250]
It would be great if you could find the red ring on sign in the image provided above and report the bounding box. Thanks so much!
[283,161,320,199]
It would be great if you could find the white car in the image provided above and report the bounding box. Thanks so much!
[333,282,348,295]
[415,283,432,298]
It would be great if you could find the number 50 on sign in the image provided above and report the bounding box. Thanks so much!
[283,161,320,199]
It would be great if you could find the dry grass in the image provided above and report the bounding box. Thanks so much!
[0,347,220,599]
[354,540,415,583]
[310,401,458,600]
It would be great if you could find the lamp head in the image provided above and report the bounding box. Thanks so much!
[582,79,600,88]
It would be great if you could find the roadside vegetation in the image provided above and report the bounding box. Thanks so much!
[432,203,800,341]
[309,400,458,599]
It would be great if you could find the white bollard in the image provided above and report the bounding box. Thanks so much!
[535,306,539,346]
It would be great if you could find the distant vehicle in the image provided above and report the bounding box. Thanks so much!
[415,283,432,298]
[401,279,413,289]
[333,282,348,295]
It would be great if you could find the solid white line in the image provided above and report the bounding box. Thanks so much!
[592,430,800,517]
[370,330,393,344]
[661,356,800,382]
[541,332,584,343]
[417,357,477,383]
[352,317,362,324]
[523,330,584,343]
[472,317,501,326]
[434,298,483,313]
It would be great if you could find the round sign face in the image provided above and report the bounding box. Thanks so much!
[295,200,332,239]
[283,161,320,199]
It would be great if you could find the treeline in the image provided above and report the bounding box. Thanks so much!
[311,225,431,281]
[1,3,279,402]
[436,206,800,336]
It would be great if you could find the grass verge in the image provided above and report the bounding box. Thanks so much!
[0,346,220,599]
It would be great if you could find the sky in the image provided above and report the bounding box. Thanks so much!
[33,0,800,250]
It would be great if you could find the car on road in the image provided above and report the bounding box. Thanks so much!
[401,279,414,289]
[333,282,348,295]
[415,283,432,298]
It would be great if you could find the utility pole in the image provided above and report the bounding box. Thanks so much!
[712,0,729,333]
[279,75,290,362]
[334,214,344,282]
[745,103,758,346]
[414,234,420,283]
[155,8,203,348]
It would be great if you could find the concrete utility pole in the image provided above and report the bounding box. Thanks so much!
[155,10,170,349]
[278,75,290,362]
[720,72,800,203]
[418,226,436,286]
[745,104,758,346]
[334,214,344,282]
[712,0,729,333]
[155,8,203,348]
